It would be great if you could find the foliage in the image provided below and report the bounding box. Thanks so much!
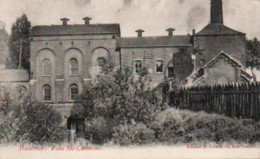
[246,37,260,81]
[71,64,162,144]
[0,85,67,144]
[7,14,31,72]
[113,121,155,145]
[16,101,68,144]
[172,48,194,83]
[151,108,259,144]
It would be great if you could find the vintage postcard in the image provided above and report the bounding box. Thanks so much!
[0,0,259,158]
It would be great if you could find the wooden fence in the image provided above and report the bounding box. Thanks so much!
[169,82,260,120]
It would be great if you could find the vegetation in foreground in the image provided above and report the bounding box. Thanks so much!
[70,65,260,145]
[0,65,259,145]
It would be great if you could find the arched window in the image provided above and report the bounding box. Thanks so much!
[43,85,51,101]
[69,58,78,75]
[42,59,51,75]
[70,84,78,100]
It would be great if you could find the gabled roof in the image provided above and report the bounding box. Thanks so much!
[0,69,29,82]
[117,35,192,48]
[196,23,245,36]
[31,24,121,36]
[186,51,251,81]
[200,51,242,69]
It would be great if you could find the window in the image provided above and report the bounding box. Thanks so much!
[168,67,174,78]
[135,60,142,73]
[97,57,106,67]
[156,60,163,73]
[70,84,78,100]
[43,85,51,101]
[69,58,78,75]
[42,59,51,75]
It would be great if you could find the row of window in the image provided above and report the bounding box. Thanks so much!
[43,84,78,101]
[41,57,106,75]
[135,60,175,78]
[135,60,166,72]
[135,60,163,73]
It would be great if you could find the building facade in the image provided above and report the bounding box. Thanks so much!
[29,0,251,104]
[30,18,120,103]
[23,0,253,130]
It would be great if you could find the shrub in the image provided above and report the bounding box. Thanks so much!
[0,85,68,144]
[72,66,161,144]
[17,101,68,144]
[84,117,114,145]
[152,108,259,144]
[113,121,155,145]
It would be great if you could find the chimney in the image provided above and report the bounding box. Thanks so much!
[192,29,196,36]
[83,17,92,25]
[166,28,175,36]
[211,0,223,24]
[136,29,144,37]
[60,18,69,25]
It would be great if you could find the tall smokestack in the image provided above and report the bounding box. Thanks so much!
[210,0,223,24]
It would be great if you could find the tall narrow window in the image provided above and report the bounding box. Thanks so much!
[70,84,78,100]
[168,67,174,78]
[69,58,78,75]
[42,59,51,75]
[43,85,51,101]
[135,60,142,73]
[156,60,163,73]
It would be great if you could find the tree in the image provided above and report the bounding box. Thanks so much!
[0,85,67,144]
[246,38,260,81]
[71,64,162,144]
[7,14,31,73]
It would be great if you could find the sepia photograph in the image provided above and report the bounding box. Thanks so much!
[0,0,259,158]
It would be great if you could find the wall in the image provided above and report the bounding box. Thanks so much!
[194,34,246,70]
[120,47,190,87]
[30,34,119,103]
[197,57,240,85]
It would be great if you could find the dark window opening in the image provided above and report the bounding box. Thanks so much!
[70,84,78,101]
[135,60,142,73]
[168,67,174,78]
[156,60,163,73]
[70,58,78,75]
[43,85,51,101]
[67,118,85,138]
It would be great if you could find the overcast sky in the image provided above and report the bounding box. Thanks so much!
[0,0,260,39]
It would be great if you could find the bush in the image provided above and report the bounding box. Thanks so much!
[17,101,68,144]
[0,85,67,144]
[113,121,155,145]
[152,108,259,144]
[72,66,161,144]
[84,117,114,145]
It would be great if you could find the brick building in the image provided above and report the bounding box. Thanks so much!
[30,18,120,103]
[27,0,252,130]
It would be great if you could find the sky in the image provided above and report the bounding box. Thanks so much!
[0,0,260,39]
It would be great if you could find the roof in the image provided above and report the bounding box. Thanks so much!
[31,24,121,36]
[117,35,192,48]
[196,23,245,36]
[200,51,242,69]
[187,51,251,81]
[0,69,29,82]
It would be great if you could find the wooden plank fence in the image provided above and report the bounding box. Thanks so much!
[169,82,260,120]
